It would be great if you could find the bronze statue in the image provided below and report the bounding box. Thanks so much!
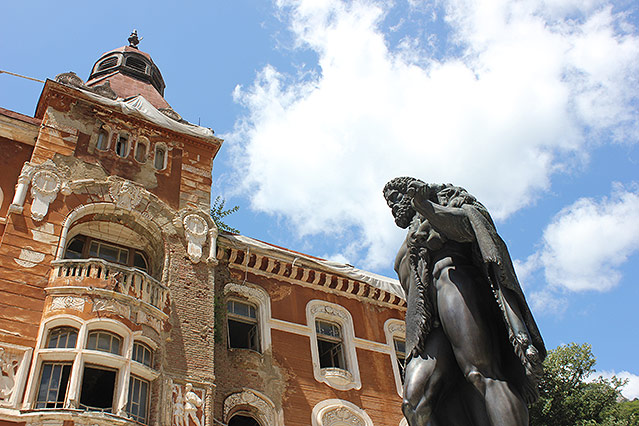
[384,177,545,426]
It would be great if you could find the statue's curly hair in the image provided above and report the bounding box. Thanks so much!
[383,176,422,197]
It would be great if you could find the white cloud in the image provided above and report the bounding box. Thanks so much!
[226,0,639,268]
[539,184,639,292]
[593,370,639,400]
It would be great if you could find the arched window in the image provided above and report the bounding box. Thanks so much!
[315,320,345,370]
[227,300,260,352]
[86,330,122,355]
[134,139,148,163]
[224,282,272,353]
[384,318,406,396]
[29,318,159,422]
[115,134,129,158]
[132,341,153,368]
[96,127,110,151]
[306,300,361,391]
[46,326,78,349]
[63,234,151,274]
[154,144,167,170]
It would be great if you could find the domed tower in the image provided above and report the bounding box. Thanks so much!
[85,30,169,109]
[0,32,222,424]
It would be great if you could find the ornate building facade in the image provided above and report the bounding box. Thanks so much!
[0,37,407,426]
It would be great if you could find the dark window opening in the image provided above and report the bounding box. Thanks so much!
[64,236,86,260]
[133,251,149,273]
[394,338,406,383]
[64,235,151,274]
[46,326,78,349]
[115,135,129,157]
[35,362,72,408]
[87,330,122,355]
[227,300,260,352]
[126,57,148,74]
[316,320,345,369]
[229,414,261,426]
[79,365,116,412]
[127,375,149,424]
[96,128,109,150]
[97,57,118,71]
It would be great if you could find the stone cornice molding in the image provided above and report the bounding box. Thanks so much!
[217,241,406,310]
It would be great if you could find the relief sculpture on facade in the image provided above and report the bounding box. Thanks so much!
[172,382,205,426]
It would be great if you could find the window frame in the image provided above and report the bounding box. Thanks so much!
[227,299,261,352]
[95,126,111,151]
[25,315,159,423]
[153,143,168,170]
[134,137,149,164]
[64,234,151,274]
[384,318,407,397]
[115,133,131,158]
[223,282,272,353]
[306,300,361,391]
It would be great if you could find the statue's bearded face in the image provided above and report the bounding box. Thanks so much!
[384,188,414,229]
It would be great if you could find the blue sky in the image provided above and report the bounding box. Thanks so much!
[1,0,638,398]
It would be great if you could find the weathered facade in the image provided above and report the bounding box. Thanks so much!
[0,38,407,426]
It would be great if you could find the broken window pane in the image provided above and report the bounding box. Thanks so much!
[227,300,260,352]
[79,365,116,412]
[316,320,345,369]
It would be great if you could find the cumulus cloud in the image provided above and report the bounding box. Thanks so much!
[538,184,639,292]
[592,370,639,400]
[226,0,639,268]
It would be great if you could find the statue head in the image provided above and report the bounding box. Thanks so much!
[383,177,422,229]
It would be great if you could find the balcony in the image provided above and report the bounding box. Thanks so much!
[49,258,167,310]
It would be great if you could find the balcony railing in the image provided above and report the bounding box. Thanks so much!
[50,258,167,309]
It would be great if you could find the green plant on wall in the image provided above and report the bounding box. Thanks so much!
[210,196,240,234]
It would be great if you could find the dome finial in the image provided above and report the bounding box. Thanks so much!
[128,29,141,49]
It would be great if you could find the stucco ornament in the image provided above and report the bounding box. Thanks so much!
[109,179,144,210]
[0,344,32,408]
[50,296,86,312]
[322,406,365,426]
[0,348,19,403]
[183,214,208,263]
[223,390,276,426]
[30,170,61,221]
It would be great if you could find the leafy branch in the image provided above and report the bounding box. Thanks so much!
[210,195,240,234]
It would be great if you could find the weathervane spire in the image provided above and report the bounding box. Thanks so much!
[128,29,141,49]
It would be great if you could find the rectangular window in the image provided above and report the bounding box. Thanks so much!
[227,300,260,352]
[88,240,129,265]
[127,375,150,424]
[35,362,72,408]
[394,338,406,383]
[79,365,116,412]
[316,320,345,369]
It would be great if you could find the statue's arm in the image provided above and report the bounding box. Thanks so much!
[409,185,474,243]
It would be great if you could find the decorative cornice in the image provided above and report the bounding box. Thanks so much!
[217,244,406,310]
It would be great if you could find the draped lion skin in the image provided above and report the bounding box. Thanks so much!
[384,177,545,426]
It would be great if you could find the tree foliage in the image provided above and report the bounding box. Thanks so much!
[210,196,240,234]
[530,343,637,426]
